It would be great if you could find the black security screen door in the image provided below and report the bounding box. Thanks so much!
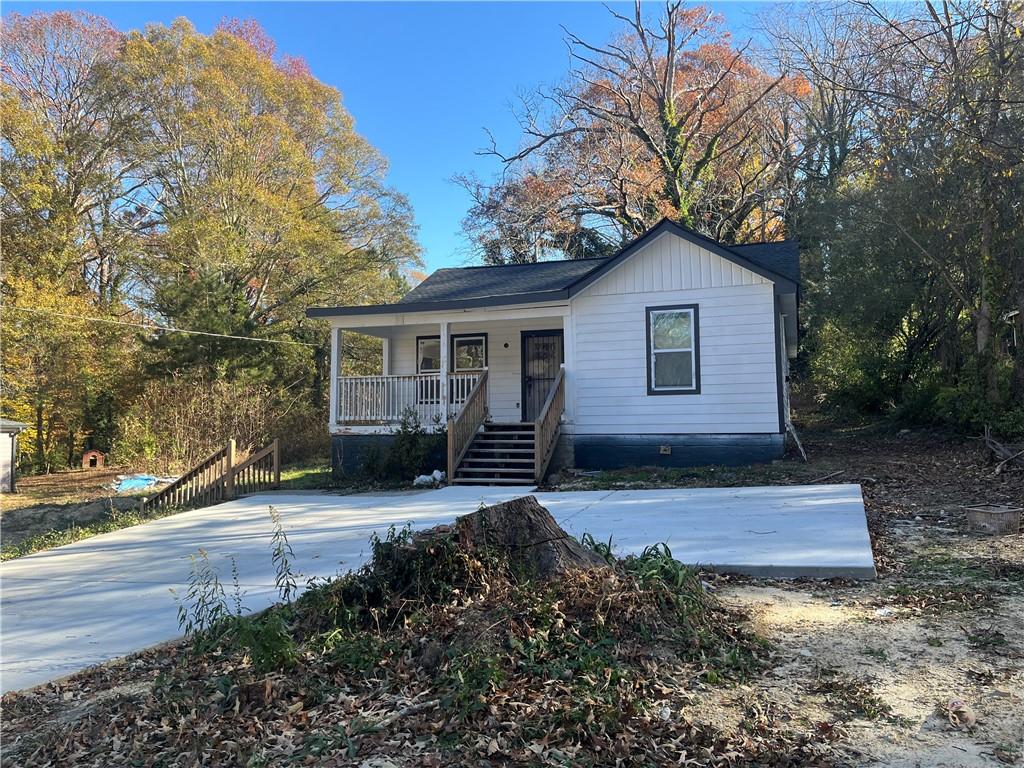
[521,331,564,421]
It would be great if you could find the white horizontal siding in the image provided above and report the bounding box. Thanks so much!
[571,232,780,436]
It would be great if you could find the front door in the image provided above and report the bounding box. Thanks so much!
[521,330,564,421]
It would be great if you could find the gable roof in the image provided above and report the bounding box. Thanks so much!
[564,219,798,298]
[398,258,605,305]
[306,218,798,318]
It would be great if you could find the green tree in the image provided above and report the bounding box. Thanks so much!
[119,18,418,379]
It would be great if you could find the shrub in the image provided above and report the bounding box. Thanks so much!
[111,374,327,472]
[359,408,445,483]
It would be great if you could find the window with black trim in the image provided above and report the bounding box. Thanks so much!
[452,334,487,371]
[646,304,700,394]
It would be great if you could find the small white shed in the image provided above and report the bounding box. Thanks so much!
[1,419,29,493]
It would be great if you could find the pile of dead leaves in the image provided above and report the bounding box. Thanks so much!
[2,523,839,766]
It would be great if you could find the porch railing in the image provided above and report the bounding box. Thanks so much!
[534,365,565,483]
[447,370,489,480]
[337,372,481,426]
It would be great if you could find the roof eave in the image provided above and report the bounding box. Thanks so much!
[306,289,571,319]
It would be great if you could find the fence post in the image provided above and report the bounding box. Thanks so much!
[273,438,281,488]
[225,439,236,499]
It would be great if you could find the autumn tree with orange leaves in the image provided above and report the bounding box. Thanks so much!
[461,1,808,263]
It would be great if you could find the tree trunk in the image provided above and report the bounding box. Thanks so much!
[976,212,1001,405]
[454,496,610,579]
[1012,289,1024,402]
[66,429,77,469]
[34,401,45,473]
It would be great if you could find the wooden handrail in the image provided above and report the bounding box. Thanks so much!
[140,437,280,513]
[447,369,489,480]
[232,438,280,497]
[533,366,565,484]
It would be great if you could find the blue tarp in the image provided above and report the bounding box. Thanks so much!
[114,475,166,492]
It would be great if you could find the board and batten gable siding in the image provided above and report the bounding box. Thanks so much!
[570,231,781,436]
[385,317,565,423]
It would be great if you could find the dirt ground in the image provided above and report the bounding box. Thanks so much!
[0,467,146,547]
[2,427,1021,766]
[691,428,1024,767]
[2,466,130,511]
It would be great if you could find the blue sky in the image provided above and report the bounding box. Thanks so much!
[6,1,766,271]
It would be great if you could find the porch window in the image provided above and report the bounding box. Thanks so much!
[417,336,441,373]
[646,304,700,395]
[452,334,487,372]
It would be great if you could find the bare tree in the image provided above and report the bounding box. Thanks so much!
[463,1,798,263]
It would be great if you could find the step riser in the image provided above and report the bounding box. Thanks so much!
[467,448,535,454]
[475,442,535,446]
[458,470,535,476]
[458,460,532,466]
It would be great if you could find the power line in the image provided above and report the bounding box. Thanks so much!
[6,306,315,347]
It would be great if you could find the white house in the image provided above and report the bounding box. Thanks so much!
[1,419,28,493]
[307,219,799,485]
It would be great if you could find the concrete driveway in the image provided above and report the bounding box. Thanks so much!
[0,484,872,693]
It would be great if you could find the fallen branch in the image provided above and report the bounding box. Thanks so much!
[809,470,844,484]
[981,426,1024,473]
[372,697,441,731]
[995,447,1024,474]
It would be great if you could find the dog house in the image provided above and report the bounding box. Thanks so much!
[82,449,105,470]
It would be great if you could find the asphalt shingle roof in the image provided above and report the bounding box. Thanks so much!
[398,258,607,304]
[731,241,800,285]
[307,219,799,317]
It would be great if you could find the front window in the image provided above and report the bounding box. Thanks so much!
[647,305,699,394]
[452,334,486,371]
[417,337,440,373]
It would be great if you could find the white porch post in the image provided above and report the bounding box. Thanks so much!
[562,311,575,426]
[381,336,391,376]
[329,326,342,427]
[439,320,450,420]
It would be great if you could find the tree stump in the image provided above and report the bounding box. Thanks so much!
[454,495,609,579]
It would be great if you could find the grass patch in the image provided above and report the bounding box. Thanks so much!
[813,668,904,724]
[905,551,1024,593]
[547,458,845,492]
[278,460,417,493]
[878,583,996,613]
[0,502,176,561]
[277,462,333,490]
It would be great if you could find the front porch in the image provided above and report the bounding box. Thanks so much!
[328,311,570,484]
[336,372,483,427]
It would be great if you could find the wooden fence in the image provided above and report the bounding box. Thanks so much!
[139,438,280,513]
